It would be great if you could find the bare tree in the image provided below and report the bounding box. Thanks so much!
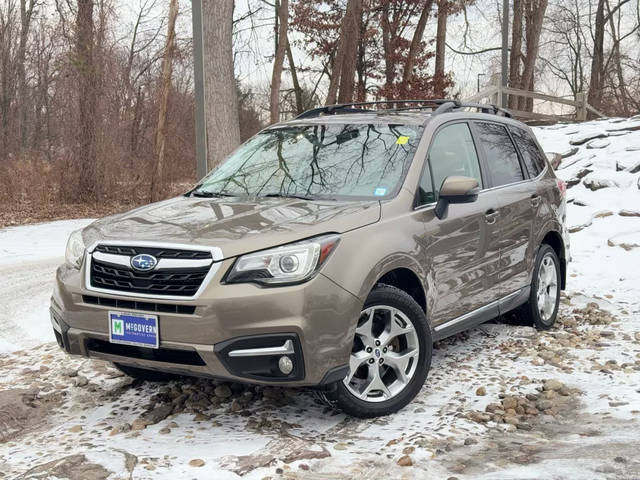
[326,0,363,105]
[434,0,448,96]
[150,0,178,202]
[202,0,240,170]
[73,0,98,201]
[270,0,288,123]
[400,0,435,96]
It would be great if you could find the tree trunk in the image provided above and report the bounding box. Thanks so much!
[517,0,548,112]
[434,0,448,97]
[587,0,605,115]
[337,0,361,103]
[400,0,434,97]
[202,0,240,170]
[270,0,288,123]
[285,36,304,114]
[17,0,34,150]
[508,0,523,109]
[326,0,362,105]
[380,4,394,99]
[75,0,98,201]
[150,0,178,202]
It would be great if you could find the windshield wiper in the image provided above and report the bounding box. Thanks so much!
[263,193,315,201]
[190,190,236,198]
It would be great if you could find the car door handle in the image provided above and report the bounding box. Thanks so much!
[530,194,541,207]
[484,209,499,224]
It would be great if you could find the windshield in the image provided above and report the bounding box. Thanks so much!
[194,123,423,200]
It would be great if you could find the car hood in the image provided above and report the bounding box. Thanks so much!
[83,196,380,259]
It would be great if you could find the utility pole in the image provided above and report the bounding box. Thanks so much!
[501,0,509,108]
[192,0,208,180]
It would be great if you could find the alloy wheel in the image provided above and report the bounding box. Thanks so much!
[343,305,420,403]
[537,252,559,323]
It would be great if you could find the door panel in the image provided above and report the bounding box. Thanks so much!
[423,198,501,326]
[414,121,500,327]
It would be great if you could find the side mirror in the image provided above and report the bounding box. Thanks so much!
[434,176,480,219]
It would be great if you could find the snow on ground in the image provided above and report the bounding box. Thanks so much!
[0,118,639,479]
[0,219,94,352]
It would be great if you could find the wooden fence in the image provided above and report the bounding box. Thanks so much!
[463,81,605,122]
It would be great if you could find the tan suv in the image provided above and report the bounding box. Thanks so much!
[51,100,569,417]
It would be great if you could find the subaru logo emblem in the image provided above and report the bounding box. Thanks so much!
[130,254,157,272]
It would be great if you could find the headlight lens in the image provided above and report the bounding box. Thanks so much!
[226,234,340,285]
[65,229,86,268]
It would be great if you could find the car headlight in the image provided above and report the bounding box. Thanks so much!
[226,234,340,285]
[65,229,86,268]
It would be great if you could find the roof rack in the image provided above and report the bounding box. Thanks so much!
[294,99,512,119]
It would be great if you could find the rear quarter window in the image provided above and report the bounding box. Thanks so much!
[474,122,524,187]
[510,126,547,177]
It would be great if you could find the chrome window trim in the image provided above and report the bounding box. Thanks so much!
[84,240,223,301]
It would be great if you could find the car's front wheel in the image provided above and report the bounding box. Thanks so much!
[327,285,432,418]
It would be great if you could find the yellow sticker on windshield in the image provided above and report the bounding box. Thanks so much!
[396,136,409,145]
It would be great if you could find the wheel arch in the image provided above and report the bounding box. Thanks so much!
[539,229,566,290]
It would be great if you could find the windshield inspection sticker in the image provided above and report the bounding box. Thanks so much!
[374,187,387,196]
[396,135,410,145]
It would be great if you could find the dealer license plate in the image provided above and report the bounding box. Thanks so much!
[108,311,159,349]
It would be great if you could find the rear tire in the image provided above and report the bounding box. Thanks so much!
[519,244,561,330]
[113,363,181,382]
[327,285,432,418]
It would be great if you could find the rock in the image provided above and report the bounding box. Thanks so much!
[609,401,629,407]
[619,209,640,217]
[397,455,413,467]
[159,427,171,434]
[464,437,478,446]
[402,446,415,455]
[214,384,232,399]
[502,397,518,410]
[131,418,150,431]
[110,423,131,435]
[485,403,501,413]
[193,413,209,422]
[537,400,554,411]
[543,379,565,392]
[299,463,310,471]
[147,404,172,424]
[74,376,88,387]
[475,386,487,396]
[68,425,83,433]
[62,368,78,378]
[189,459,205,467]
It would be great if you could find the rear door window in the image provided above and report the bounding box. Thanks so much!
[474,122,524,187]
[421,122,482,202]
[510,126,547,177]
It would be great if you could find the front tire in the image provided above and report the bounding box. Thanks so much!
[330,285,432,418]
[519,244,561,330]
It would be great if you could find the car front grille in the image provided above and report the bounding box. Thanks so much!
[94,244,212,260]
[89,244,214,297]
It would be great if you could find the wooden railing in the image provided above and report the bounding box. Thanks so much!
[463,81,605,121]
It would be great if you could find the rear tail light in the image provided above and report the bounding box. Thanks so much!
[557,179,566,198]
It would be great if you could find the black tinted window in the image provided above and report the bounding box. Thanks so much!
[423,123,482,201]
[510,127,546,177]
[475,122,524,187]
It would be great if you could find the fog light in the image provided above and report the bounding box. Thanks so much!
[278,355,294,375]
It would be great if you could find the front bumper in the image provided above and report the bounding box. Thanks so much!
[51,258,360,386]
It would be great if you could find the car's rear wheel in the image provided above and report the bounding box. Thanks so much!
[519,244,561,330]
[327,285,432,418]
[113,363,181,382]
